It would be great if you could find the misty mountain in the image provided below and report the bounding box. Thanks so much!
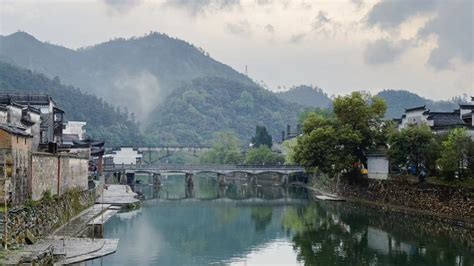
[376,90,469,118]
[0,31,254,122]
[147,77,304,145]
[275,85,332,109]
[0,61,141,146]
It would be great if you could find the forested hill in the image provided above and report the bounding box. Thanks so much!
[0,61,141,146]
[376,90,468,118]
[276,85,332,109]
[0,31,253,122]
[147,77,304,145]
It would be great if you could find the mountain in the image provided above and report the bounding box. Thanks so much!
[275,85,332,109]
[376,90,469,118]
[0,31,254,122]
[147,77,304,145]
[0,61,141,147]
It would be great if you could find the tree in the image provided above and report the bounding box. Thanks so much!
[281,138,298,165]
[294,92,387,178]
[333,91,387,166]
[200,132,243,164]
[388,125,438,175]
[251,125,273,148]
[437,128,473,180]
[244,146,284,165]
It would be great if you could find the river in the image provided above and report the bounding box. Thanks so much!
[87,174,473,266]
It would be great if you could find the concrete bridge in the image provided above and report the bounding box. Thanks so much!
[104,164,305,186]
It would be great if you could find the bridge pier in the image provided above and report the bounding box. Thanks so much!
[185,173,194,188]
[218,174,226,186]
[280,174,289,186]
[153,173,161,187]
[248,174,257,186]
[119,171,127,184]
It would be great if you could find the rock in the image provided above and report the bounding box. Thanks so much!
[25,229,37,244]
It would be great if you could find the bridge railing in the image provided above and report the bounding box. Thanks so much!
[103,164,304,171]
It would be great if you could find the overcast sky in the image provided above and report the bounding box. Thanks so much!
[1,0,473,100]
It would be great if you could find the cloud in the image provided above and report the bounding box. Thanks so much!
[289,33,306,43]
[102,0,142,14]
[255,0,272,5]
[312,11,331,31]
[164,0,240,16]
[226,20,252,37]
[365,0,473,69]
[366,0,436,29]
[363,38,409,65]
[418,1,473,69]
[264,24,274,34]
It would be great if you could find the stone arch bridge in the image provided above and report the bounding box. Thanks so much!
[104,164,305,186]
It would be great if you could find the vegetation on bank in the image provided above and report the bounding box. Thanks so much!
[293,92,474,182]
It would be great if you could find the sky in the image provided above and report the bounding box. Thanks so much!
[0,0,473,100]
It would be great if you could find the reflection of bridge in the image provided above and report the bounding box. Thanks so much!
[105,164,305,187]
[146,197,308,206]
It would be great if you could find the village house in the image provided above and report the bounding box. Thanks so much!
[0,93,94,205]
[0,123,33,205]
[395,97,474,138]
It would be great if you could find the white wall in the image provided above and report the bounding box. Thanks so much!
[367,156,389,180]
[63,121,87,140]
[107,148,142,165]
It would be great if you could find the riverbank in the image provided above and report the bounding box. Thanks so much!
[1,184,139,264]
[310,177,474,228]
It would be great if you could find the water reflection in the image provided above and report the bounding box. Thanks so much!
[88,175,472,266]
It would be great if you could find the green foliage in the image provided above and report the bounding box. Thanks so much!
[388,125,438,175]
[437,128,473,180]
[0,61,141,147]
[298,107,333,124]
[244,146,284,165]
[42,190,53,202]
[281,138,298,165]
[275,85,332,109]
[294,92,387,177]
[251,125,272,148]
[200,132,243,164]
[148,77,303,145]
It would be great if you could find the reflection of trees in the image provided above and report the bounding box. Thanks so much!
[283,203,473,266]
[250,207,273,233]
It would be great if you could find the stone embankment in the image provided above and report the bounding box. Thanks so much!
[4,187,97,247]
[321,178,474,226]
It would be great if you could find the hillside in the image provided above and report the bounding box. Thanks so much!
[376,90,468,118]
[0,31,254,122]
[276,85,332,109]
[147,77,304,145]
[0,61,141,146]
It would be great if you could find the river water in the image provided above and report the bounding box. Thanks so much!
[87,175,473,266]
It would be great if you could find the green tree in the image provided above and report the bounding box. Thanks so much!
[333,91,387,165]
[294,92,387,177]
[251,125,273,148]
[200,132,243,164]
[437,128,473,180]
[281,138,298,165]
[244,146,284,165]
[388,124,438,175]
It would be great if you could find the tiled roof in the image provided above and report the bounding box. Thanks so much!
[0,123,32,137]
[405,105,426,112]
[427,112,466,127]
[459,104,474,110]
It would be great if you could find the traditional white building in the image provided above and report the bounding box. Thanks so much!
[396,97,474,138]
[62,121,87,145]
[104,147,142,165]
